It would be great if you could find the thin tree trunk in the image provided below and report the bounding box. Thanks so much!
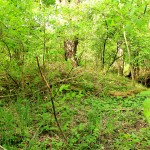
[101,16,108,70]
[43,17,46,68]
[101,39,106,69]
[123,25,135,85]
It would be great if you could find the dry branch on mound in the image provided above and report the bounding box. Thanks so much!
[109,90,142,98]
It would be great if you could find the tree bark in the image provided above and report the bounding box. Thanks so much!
[64,38,79,67]
[57,0,80,67]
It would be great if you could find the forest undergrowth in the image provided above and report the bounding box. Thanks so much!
[0,63,150,150]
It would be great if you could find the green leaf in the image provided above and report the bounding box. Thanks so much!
[143,98,150,124]
[59,84,70,92]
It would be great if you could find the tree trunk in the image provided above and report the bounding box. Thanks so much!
[101,39,106,69]
[123,25,135,85]
[57,0,80,67]
[116,42,124,76]
[64,38,79,67]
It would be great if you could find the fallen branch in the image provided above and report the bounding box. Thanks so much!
[6,73,20,88]
[0,94,17,98]
[56,75,82,84]
[106,108,143,111]
[0,145,7,150]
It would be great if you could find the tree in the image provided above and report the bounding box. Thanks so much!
[56,0,80,67]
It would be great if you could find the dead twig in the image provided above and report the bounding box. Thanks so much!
[36,56,67,143]
[0,94,17,98]
[106,108,143,111]
[56,75,82,84]
[6,73,20,88]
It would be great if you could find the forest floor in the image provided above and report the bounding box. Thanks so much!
[0,65,150,150]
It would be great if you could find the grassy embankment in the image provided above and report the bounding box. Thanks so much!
[0,64,150,150]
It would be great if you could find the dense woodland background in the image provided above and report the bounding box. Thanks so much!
[0,0,150,149]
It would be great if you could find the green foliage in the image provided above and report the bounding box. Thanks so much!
[143,98,150,124]
[139,90,150,124]
[0,0,150,149]
[43,0,55,6]
[0,68,149,149]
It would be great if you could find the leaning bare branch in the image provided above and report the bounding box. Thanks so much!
[36,56,67,143]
